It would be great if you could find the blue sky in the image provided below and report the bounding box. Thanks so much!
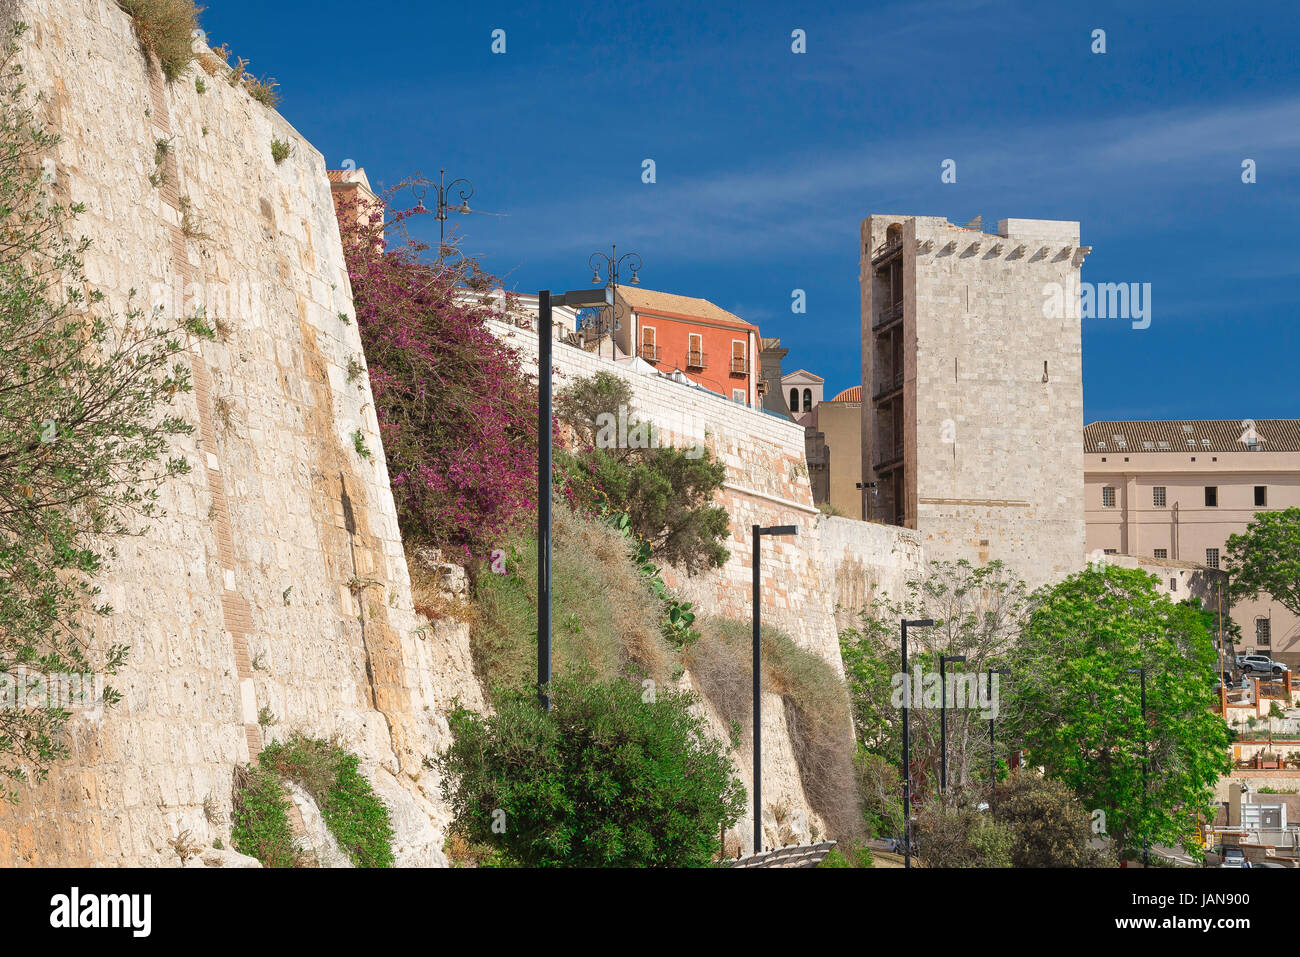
[204,0,1300,420]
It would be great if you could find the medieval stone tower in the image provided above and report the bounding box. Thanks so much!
[859,215,1088,589]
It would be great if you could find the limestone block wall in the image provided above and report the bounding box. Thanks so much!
[0,0,481,866]
[860,214,1087,591]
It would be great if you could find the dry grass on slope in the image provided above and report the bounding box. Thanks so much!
[470,503,675,698]
[686,617,865,846]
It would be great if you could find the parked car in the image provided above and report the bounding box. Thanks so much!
[1205,845,1248,868]
[1237,654,1288,677]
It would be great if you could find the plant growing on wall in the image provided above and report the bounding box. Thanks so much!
[259,734,395,867]
[270,137,291,164]
[336,183,539,562]
[0,22,195,799]
[116,0,201,81]
[554,371,730,575]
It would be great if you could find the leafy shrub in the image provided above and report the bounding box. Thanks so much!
[337,184,539,562]
[554,372,730,575]
[855,749,904,840]
[230,764,299,868]
[260,735,395,868]
[443,832,512,868]
[436,672,745,867]
[116,0,200,81]
[0,22,194,798]
[818,841,874,867]
[996,772,1109,868]
[916,796,1014,868]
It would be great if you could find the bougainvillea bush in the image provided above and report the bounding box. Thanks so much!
[337,184,539,562]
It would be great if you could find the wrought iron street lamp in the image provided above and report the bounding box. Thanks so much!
[751,523,798,854]
[412,169,474,257]
[901,618,934,868]
[587,244,642,362]
[535,285,614,711]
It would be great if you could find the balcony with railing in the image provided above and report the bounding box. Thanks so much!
[871,235,904,266]
[873,439,905,469]
[872,369,904,401]
[730,356,748,375]
[872,300,904,332]
[686,350,708,369]
[639,344,661,362]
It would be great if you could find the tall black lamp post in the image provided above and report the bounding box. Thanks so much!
[902,618,934,868]
[751,523,798,854]
[536,285,614,711]
[412,169,474,257]
[939,653,967,792]
[986,667,1010,816]
[587,244,642,362]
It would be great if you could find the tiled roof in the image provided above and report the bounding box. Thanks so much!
[831,385,862,402]
[616,287,756,330]
[1084,419,1300,453]
[327,169,374,194]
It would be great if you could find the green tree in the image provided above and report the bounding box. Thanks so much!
[997,772,1109,868]
[854,748,904,841]
[555,372,730,574]
[840,561,1027,789]
[0,22,194,799]
[1224,507,1300,618]
[436,672,745,867]
[1009,564,1231,859]
[554,369,631,447]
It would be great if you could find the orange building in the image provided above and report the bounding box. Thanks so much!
[613,287,762,406]
[327,168,382,233]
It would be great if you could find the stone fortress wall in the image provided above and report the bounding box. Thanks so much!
[0,0,482,866]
